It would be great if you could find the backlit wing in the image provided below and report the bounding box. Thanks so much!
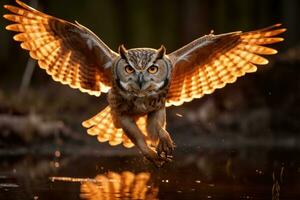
[166,24,286,106]
[4,0,118,96]
[82,106,150,148]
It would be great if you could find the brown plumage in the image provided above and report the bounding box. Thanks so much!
[82,106,149,148]
[166,25,286,106]
[4,1,286,166]
[3,0,115,96]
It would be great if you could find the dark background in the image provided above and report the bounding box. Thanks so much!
[0,0,300,148]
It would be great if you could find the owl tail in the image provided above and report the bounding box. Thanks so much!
[82,106,149,148]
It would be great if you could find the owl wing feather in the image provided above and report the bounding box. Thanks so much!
[4,0,117,96]
[166,24,286,106]
[82,106,150,148]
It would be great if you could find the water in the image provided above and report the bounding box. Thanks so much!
[0,146,300,200]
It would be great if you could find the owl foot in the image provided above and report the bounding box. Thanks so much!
[157,136,175,160]
[143,148,172,167]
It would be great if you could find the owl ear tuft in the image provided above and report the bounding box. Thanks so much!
[156,45,166,59]
[118,44,128,59]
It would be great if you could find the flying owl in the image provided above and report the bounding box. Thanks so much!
[4,1,286,166]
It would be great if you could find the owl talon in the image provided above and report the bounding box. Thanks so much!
[157,137,175,159]
[143,150,171,167]
[152,159,167,167]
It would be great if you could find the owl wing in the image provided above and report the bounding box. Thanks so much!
[82,106,150,149]
[166,24,286,106]
[4,0,118,96]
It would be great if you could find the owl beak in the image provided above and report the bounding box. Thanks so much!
[137,73,144,89]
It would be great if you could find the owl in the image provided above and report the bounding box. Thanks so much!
[4,1,286,166]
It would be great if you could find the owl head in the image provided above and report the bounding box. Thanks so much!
[113,45,172,97]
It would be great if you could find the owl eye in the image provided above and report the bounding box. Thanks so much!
[125,65,135,74]
[148,65,159,74]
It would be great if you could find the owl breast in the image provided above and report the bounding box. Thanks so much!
[108,88,167,116]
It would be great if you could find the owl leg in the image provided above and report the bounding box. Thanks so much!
[118,115,170,167]
[147,108,175,159]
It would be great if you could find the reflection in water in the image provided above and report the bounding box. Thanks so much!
[51,171,158,200]
[272,167,284,200]
[81,171,158,200]
[1,148,300,200]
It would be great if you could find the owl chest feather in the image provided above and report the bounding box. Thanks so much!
[108,89,166,116]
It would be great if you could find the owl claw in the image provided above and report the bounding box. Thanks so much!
[151,155,172,167]
[142,148,172,167]
[157,137,175,160]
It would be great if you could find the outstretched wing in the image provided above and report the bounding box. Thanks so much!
[82,106,150,148]
[166,24,286,106]
[4,0,118,96]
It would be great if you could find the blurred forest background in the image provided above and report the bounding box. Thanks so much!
[0,0,300,150]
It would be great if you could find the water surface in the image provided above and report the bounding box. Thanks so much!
[0,146,300,200]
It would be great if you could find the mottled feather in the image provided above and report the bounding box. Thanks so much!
[4,0,117,96]
[82,106,150,148]
[166,24,286,106]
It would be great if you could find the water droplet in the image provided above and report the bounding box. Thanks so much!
[54,150,61,157]
[54,162,60,168]
[176,113,183,118]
